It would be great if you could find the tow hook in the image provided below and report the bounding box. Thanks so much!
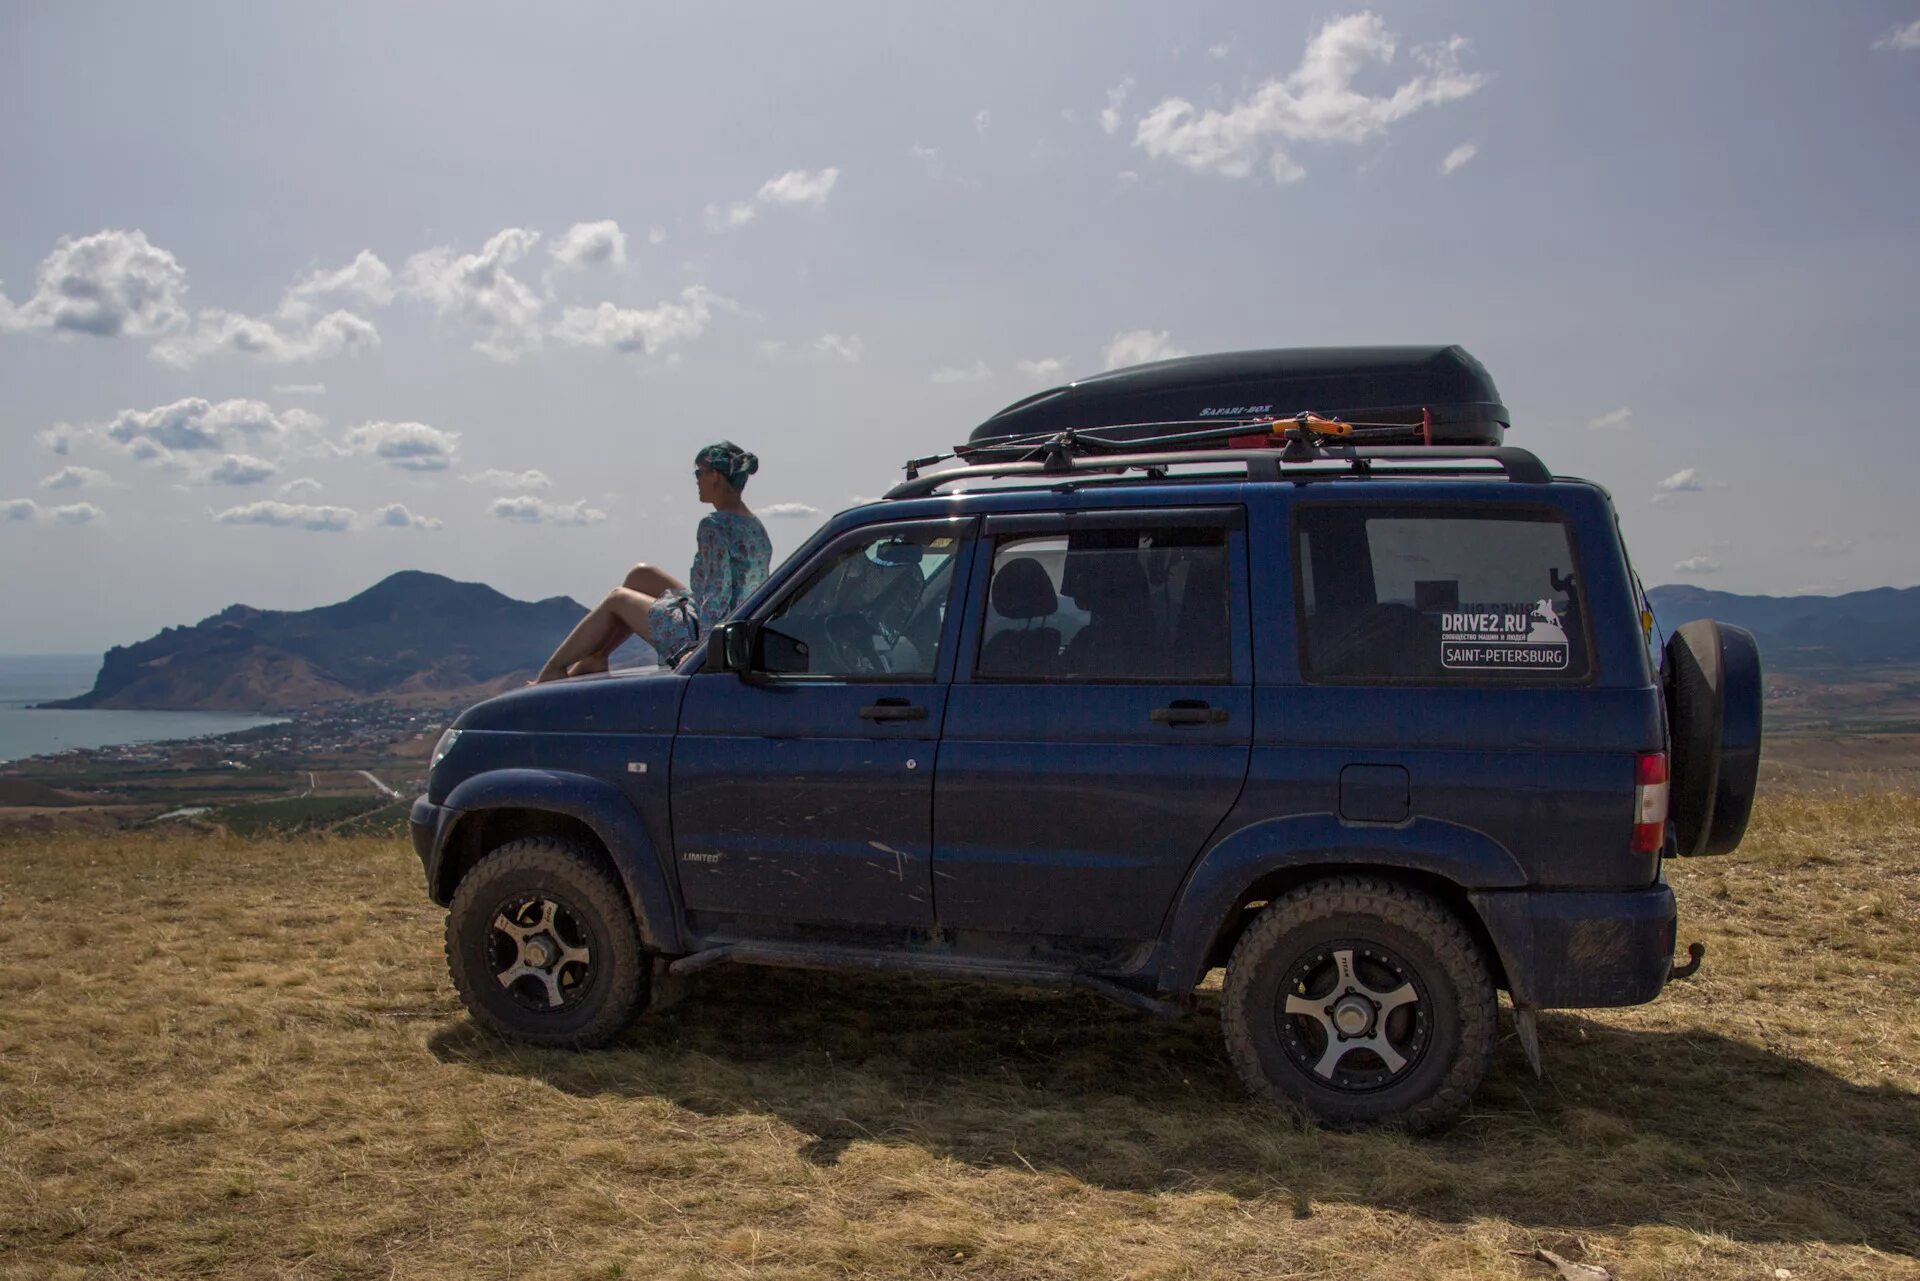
[1669,941,1705,980]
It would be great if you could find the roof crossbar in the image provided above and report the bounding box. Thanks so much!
[884,443,1551,500]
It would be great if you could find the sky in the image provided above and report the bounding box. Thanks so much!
[3,2,1918,654]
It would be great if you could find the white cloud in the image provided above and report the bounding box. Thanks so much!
[706,167,840,231]
[906,143,943,177]
[152,250,391,368]
[37,465,112,492]
[647,225,668,246]
[552,287,724,356]
[462,468,552,490]
[105,397,296,452]
[371,502,443,531]
[1873,19,1920,51]
[152,306,380,366]
[1440,143,1478,175]
[341,421,461,472]
[282,250,396,319]
[1016,356,1068,382]
[812,332,863,362]
[490,495,608,526]
[758,167,839,206]
[213,500,355,532]
[1100,78,1136,135]
[272,382,327,396]
[278,477,324,498]
[931,360,993,384]
[0,229,189,338]
[35,423,86,455]
[124,437,183,469]
[1209,42,1231,59]
[203,454,279,486]
[1588,407,1633,430]
[1808,536,1855,558]
[1673,555,1720,575]
[1133,14,1485,182]
[1103,329,1187,370]
[1651,467,1710,504]
[401,228,545,360]
[2,497,104,525]
[758,502,822,519]
[549,220,629,271]
[974,108,991,133]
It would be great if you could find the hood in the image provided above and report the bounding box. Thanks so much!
[453,665,686,735]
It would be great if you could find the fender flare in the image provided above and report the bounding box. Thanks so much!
[438,768,682,952]
[1154,813,1527,995]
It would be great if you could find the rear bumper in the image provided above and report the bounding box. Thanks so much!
[1468,882,1676,1009]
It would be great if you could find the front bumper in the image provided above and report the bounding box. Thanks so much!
[410,794,458,902]
[1468,881,1677,1009]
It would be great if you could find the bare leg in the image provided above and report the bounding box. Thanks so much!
[572,562,688,672]
[536,588,659,683]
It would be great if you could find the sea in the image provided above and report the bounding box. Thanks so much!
[0,654,286,765]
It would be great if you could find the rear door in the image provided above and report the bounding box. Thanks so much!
[931,506,1253,942]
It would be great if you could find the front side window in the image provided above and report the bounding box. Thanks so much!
[1296,507,1590,683]
[977,525,1230,682]
[760,527,960,678]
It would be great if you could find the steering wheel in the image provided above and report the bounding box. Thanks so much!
[821,614,885,675]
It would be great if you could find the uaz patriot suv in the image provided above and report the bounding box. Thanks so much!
[412,346,1761,1129]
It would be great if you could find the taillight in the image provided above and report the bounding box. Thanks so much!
[1632,751,1669,854]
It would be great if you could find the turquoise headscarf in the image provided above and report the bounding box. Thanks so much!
[695,440,759,491]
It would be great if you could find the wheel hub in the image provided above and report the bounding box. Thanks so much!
[1278,944,1429,1090]
[1331,993,1375,1037]
[490,896,593,1011]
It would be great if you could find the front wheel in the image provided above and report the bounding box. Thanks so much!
[1221,876,1495,1131]
[445,836,647,1047]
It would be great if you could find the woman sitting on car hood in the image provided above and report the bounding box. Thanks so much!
[534,441,772,680]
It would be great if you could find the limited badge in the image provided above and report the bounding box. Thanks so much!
[1438,600,1571,671]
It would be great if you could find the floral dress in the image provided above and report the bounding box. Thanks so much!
[648,510,773,663]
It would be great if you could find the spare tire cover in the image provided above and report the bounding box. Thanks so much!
[1663,620,1764,856]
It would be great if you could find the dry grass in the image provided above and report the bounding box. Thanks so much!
[2,793,1917,1280]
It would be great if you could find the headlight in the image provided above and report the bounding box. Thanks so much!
[430,728,461,771]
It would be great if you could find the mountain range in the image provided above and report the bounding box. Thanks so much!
[1647,583,1920,672]
[47,572,614,711]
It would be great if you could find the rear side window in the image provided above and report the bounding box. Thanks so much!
[1295,507,1590,683]
[978,525,1230,682]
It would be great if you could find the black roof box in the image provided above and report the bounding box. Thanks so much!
[968,345,1508,449]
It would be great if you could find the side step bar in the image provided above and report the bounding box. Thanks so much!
[666,942,1187,1020]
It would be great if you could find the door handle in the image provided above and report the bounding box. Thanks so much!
[859,699,928,722]
[1151,701,1227,726]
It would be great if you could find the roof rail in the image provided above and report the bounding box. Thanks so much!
[884,444,1551,499]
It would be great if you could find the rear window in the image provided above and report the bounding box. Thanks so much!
[1295,507,1590,683]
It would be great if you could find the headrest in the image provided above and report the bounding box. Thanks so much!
[992,556,1058,620]
[1061,548,1148,610]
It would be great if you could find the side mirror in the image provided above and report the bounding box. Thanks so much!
[706,620,760,675]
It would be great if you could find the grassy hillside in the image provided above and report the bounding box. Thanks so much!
[2,796,1917,1279]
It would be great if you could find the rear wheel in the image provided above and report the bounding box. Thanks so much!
[1221,876,1495,1131]
[445,836,647,1047]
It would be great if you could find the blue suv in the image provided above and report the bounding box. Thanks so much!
[412,346,1761,1129]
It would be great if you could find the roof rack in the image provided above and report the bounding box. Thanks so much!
[884,441,1552,499]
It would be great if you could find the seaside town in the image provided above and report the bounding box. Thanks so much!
[0,699,444,835]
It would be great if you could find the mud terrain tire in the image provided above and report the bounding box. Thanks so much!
[1222,876,1495,1131]
[446,836,647,1047]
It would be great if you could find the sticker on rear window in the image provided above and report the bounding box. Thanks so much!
[1438,601,1570,671]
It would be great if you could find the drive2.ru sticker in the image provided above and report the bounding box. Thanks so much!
[1439,601,1570,670]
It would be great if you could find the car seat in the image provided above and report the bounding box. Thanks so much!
[1059,548,1156,678]
[979,556,1062,678]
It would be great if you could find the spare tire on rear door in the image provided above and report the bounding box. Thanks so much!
[1663,619,1763,856]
